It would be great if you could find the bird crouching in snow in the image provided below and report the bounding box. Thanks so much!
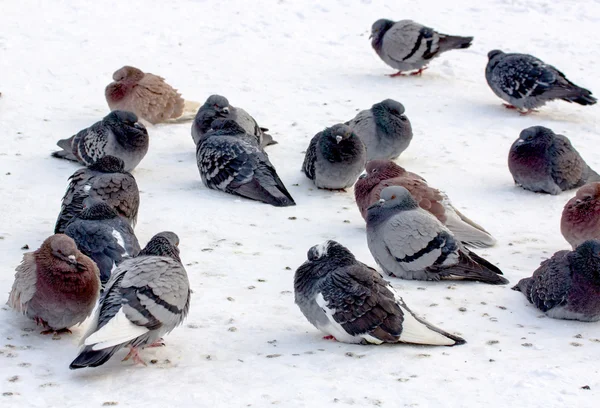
[370,19,473,76]
[196,119,295,207]
[105,65,200,124]
[485,50,596,113]
[355,160,496,248]
[69,232,191,369]
[366,186,508,284]
[7,234,100,335]
[512,240,600,322]
[561,183,600,249]
[294,240,465,346]
[302,124,366,190]
[52,110,149,172]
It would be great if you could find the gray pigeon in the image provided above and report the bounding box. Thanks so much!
[485,50,596,113]
[370,19,473,76]
[512,240,600,321]
[197,119,295,207]
[191,94,276,147]
[52,110,149,172]
[8,234,100,334]
[294,240,465,346]
[54,155,139,234]
[302,124,366,190]
[64,200,141,285]
[508,126,600,195]
[366,186,508,284]
[70,231,191,369]
[345,99,413,161]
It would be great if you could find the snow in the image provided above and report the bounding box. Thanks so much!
[1,0,599,406]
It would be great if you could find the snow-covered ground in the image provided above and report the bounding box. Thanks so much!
[1,0,599,406]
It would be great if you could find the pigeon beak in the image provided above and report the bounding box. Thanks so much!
[378,198,385,204]
[367,200,383,211]
[134,122,145,130]
[335,135,343,144]
[369,33,373,39]
[516,139,524,144]
[222,107,230,114]
[68,255,77,264]
[359,173,367,180]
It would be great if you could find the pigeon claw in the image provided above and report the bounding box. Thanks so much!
[388,71,406,77]
[122,346,147,366]
[146,339,166,348]
[409,67,428,76]
[323,335,337,341]
[40,328,72,336]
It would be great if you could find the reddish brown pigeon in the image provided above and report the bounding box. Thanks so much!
[561,182,600,249]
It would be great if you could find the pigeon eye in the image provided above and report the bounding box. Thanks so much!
[372,169,378,173]
[391,195,396,200]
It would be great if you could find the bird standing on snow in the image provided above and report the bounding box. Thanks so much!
[302,124,366,190]
[105,66,200,124]
[8,234,100,334]
[366,186,507,284]
[54,155,139,234]
[508,126,600,195]
[345,99,412,161]
[294,240,465,346]
[370,19,473,76]
[197,119,295,207]
[52,111,149,172]
[70,232,191,369]
[485,50,596,113]
[355,160,496,248]
[64,200,141,285]
[561,183,600,249]
[512,240,600,321]
[191,94,276,147]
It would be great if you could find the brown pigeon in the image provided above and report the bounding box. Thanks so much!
[105,66,200,124]
[8,234,100,334]
[561,182,600,249]
[354,160,496,248]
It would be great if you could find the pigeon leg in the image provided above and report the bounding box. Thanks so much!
[122,346,147,366]
[387,71,406,77]
[409,67,428,76]
[40,328,72,336]
[146,338,166,348]
[323,335,338,341]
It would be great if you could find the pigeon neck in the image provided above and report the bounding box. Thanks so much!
[113,124,148,148]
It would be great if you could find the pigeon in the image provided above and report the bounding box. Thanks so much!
[69,231,191,369]
[512,240,600,321]
[54,156,139,234]
[485,50,596,113]
[7,234,100,334]
[366,186,508,284]
[191,94,276,147]
[294,240,465,346]
[508,126,600,195]
[370,19,473,76]
[197,119,295,207]
[302,124,366,190]
[52,110,149,172]
[105,65,200,125]
[345,99,413,161]
[355,160,496,248]
[64,200,141,285]
[561,183,600,249]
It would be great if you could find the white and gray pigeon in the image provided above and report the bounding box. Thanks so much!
[485,50,597,113]
[294,240,465,346]
[54,155,139,234]
[366,186,508,284]
[302,124,366,190]
[69,231,191,369]
[64,200,141,285]
[370,19,473,76]
[512,240,600,321]
[197,119,295,207]
[191,94,276,147]
[345,99,413,161]
[52,110,149,172]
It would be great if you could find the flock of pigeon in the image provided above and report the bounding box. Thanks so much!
[7,18,600,368]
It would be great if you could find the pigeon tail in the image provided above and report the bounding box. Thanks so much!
[69,344,122,369]
[163,99,202,123]
[442,250,509,285]
[560,82,597,106]
[234,177,296,207]
[438,35,473,53]
[51,150,79,162]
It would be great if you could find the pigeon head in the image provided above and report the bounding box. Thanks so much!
[327,124,354,144]
[105,110,148,147]
[513,126,556,152]
[307,240,354,262]
[112,66,145,82]
[571,240,600,284]
[356,160,405,197]
[572,182,600,203]
[487,50,505,61]
[40,234,81,269]
[140,231,181,263]
[367,185,418,218]
[204,95,230,115]
[210,118,246,134]
[373,99,406,116]
[78,199,118,220]
[88,155,125,173]
[370,19,395,47]
[299,241,357,281]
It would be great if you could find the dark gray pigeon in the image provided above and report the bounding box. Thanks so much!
[191,94,276,147]
[197,119,295,207]
[55,155,139,234]
[366,186,508,284]
[370,19,473,76]
[508,126,600,195]
[486,50,596,113]
[512,240,600,321]
[64,200,141,284]
[70,231,191,369]
[302,124,366,190]
[345,99,413,161]
[52,110,149,172]
[294,240,465,346]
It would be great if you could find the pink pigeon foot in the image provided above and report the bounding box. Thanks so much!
[122,347,147,366]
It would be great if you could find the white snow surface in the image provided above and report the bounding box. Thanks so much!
[1,0,600,407]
